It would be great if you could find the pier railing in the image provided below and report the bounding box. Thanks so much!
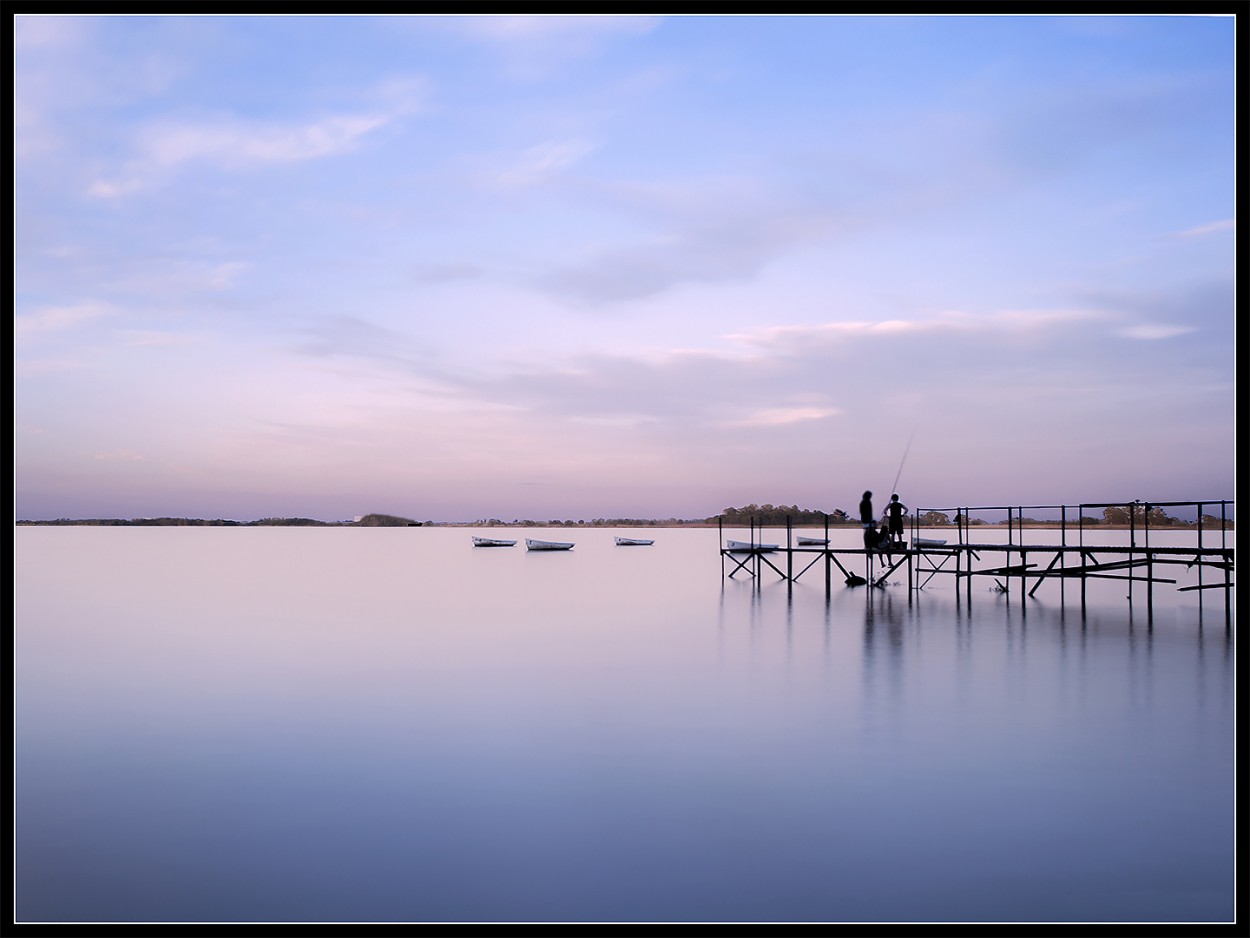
[920,499,1234,553]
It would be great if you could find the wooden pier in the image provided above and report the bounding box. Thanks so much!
[720,500,1235,626]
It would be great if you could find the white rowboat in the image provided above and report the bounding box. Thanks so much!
[724,539,779,552]
[796,535,829,546]
[526,538,574,551]
[912,537,948,547]
[615,536,655,546]
[472,536,516,547]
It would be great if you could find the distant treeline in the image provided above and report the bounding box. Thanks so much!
[15,513,423,528]
[17,517,252,526]
[715,505,850,526]
[354,514,423,527]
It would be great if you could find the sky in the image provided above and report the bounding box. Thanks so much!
[13,14,1237,523]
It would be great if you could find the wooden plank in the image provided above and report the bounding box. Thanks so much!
[723,550,755,579]
[1053,559,1150,575]
[758,553,788,580]
[826,552,855,580]
[873,554,909,587]
[973,563,1038,577]
[1068,572,1176,584]
[1029,551,1067,597]
[792,553,826,582]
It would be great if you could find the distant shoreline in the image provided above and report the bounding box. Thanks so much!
[14,518,1233,531]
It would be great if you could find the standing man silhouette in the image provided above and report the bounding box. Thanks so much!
[859,490,875,549]
[885,493,908,546]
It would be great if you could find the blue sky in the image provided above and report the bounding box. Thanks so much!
[14,14,1236,522]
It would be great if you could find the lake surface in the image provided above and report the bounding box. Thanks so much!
[13,526,1236,924]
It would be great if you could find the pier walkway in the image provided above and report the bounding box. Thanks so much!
[719,499,1234,626]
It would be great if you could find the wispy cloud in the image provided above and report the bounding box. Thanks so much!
[537,180,847,305]
[485,139,598,189]
[90,113,390,197]
[1075,278,1232,335]
[1115,324,1197,340]
[726,308,1107,350]
[15,301,116,341]
[1172,219,1234,239]
[87,79,427,198]
[145,114,391,169]
[724,406,842,429]
[521,69,1234,313]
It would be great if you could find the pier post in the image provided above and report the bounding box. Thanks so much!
[1127,501,1138,613]
[787,515,793,583]
[1145,502,1154,622]
[719,515,724,579]
[1006,506,1015,600]
[965,509,973,604]
[1060,505,1068,604]
[753,516,761,582]
[1222,502,1232,628]
[1197,502,1205,596]
[1020,549,1028,610]
[1017,507,1026,608]
[824,513,831,597]
[1079,504,1088,615]
[955,538,961,607]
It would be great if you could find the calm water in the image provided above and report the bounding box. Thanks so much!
[13,526,1236,924]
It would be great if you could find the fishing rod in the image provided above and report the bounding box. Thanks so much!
[880,430,917,551]
[887,430,915,503]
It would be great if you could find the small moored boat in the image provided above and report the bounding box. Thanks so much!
[526,538,574,551]
[615,536,655,546]
[796,535,829,546]
[724,539,780,552]
[912,537,948,548]
[472,536,517,547]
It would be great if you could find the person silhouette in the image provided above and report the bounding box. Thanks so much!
[859,490,875,549]
[875,520,892,565]
[884,493,908,547]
